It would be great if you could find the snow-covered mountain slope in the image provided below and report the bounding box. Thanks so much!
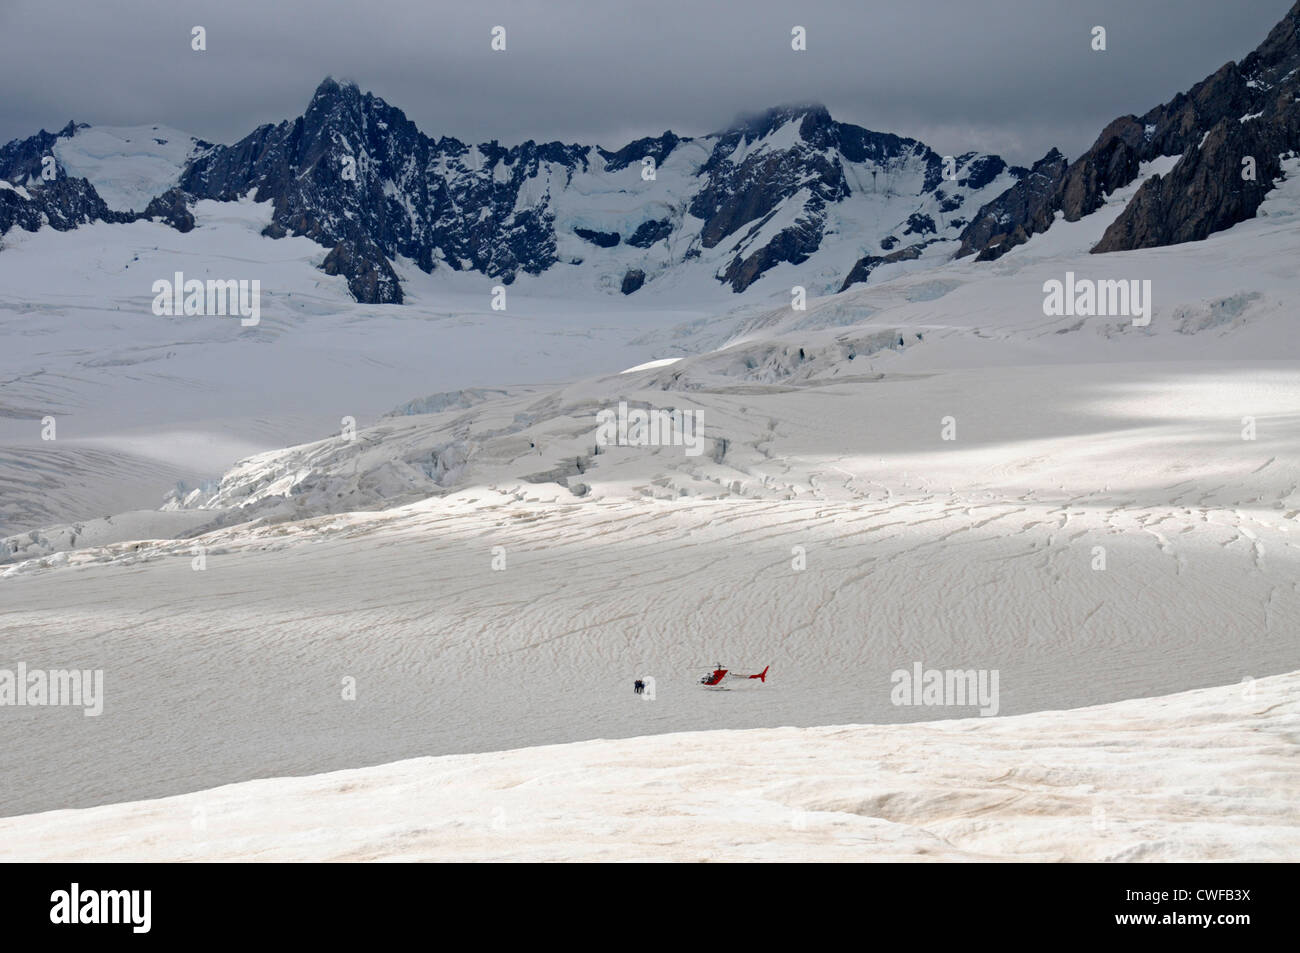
[2,152,1299,542]
[3,670,1295,862]
[108,155,1300,523]
[51,124,209,213]
[0,134,1295,538]
[0,195,732,539]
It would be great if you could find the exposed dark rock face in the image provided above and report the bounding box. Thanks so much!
[903,212,936,236]
[960,0,1300,260]
[839,242,927,291]
[322,236,403,304]
[1094,5,1300,253]
[955,149,1069,261]
[0,121,82,183]
[1058,118,1147,221]
[1094,118,1295,252]
[690,107,848,253]
[574,227,620,248]
[959,154,1010,191]
[178,78,570,301]
[621,268,646,294]
[626,218,673,248]
[142,188,195,233]
[597,132,680,173]
[719,205,824,293]
[0,173,132,241]
[0,121,139,242]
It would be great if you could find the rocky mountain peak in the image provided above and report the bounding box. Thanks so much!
[718,103,834,142]
[959,0,1300,262]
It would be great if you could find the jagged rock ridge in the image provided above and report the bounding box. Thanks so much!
[959,0,1300,260]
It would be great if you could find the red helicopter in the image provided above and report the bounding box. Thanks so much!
[699,663,770,689]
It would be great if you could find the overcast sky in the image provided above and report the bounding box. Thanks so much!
[0,0,1294,166]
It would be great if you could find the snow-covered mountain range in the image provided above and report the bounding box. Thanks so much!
[4,0,1300,308]
[1,84,1022,302]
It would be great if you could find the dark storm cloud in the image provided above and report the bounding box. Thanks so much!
[0,0,1293,165]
